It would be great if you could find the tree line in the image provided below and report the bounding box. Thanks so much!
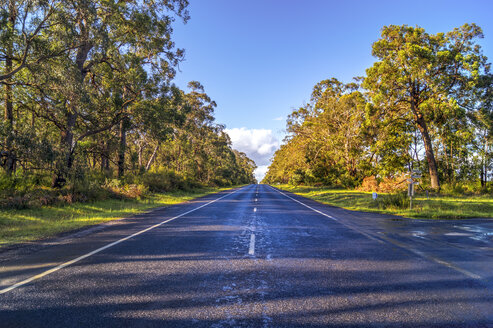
[264,24,492,192]
[0,0,256,201]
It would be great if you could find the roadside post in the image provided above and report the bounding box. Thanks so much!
[407,170,421,210]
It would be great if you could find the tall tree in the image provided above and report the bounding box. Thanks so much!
[0,0,63,173]
[0,0,61,82]
[363,24,490,191]
[267,78,367,186]
[28,0,189,186]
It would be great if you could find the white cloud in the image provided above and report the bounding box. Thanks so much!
[254,165,269,182]
[225,127,279,181]
[273,116,284,121]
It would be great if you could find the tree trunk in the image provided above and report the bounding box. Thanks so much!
[52,25,92,187]
[92,151,97,169]
[450,142,455,182]
[3,2,16,174]
[176,145,181,172]
[441,137,450,182]
[52,111,76,188]
[4,59,15,174]
[146,143,160,171]
[416,115,440,191]
[138,144,143,169]
[481,137,488,187]
[486,140,489,184]
[100,141,110,171]
[117,118,127,178]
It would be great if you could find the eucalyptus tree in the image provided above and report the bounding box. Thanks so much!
[232,150,257,184]
[169,81,216,179]
[469,73,493,186]
[363,24,490,191]
[270,78,367,186]
[27,0,189,186]
[0,0,62,81]
[262,136,308,185]
[130,85,187,174]
[0,0,64,173]
[309,79,367,181]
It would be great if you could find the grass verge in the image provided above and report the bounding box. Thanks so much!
[0,187,233,248]
[273,184,493,220]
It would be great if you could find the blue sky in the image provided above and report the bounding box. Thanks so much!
[171,0,493,179]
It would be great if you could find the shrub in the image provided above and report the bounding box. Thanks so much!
[378,174,408,193]
[359,174,408,193]
[211,177,231,187]
[289,169,305,185]
[102,179,148,199]
[377,192,410,209]
[359,176,379,192]
[441,183,467,196]
[138,167,188,192]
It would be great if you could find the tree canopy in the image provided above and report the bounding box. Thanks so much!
[0,0,256,204]
[265,23,492,193]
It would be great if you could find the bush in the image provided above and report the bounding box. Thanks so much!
[378,174,408,193]
[441,183,468,196]
[359,176,379,192]
[102,179,148,199]
[211,177,231,187]
[289,169,305,185]
[138,167,189,192]
[0,170,52,194]
[359,174,408,193]
[376,192,410,209]
[0,165,210,209]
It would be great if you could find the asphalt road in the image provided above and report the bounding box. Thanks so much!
[1,184,493,327]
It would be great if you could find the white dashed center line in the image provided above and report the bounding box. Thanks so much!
[248,234,256,255]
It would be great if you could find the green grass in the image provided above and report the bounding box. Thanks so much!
[0,187,233,248]
[274,184,493,220]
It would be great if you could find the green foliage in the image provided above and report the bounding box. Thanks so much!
[376,193,410,210]
[0,1,256,208]
[289,169,306,186]
[264,78,368,186]
[277,184,493,220]
[138,167,190,192]
[363,24,490,190]
[0,186,229,248]
[265,23,492,195]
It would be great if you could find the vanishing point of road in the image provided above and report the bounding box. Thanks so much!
[1,185,493,327]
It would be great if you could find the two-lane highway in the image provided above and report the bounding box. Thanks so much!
[1,184,493,327]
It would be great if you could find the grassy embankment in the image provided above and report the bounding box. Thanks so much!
[0,187,233,248]
[274,184,493,220]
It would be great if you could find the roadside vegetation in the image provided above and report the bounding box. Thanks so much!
[276,185,493,220]
[0,186,236,248]
[264,24,493,212]
[0,1,256,247]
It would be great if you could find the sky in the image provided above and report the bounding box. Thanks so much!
[171,0,493,181]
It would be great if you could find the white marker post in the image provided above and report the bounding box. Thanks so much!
[408,182,414,210]
[408,169,421,210]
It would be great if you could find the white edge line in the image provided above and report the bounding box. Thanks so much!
[248,234,256,256]
[0,187,244,294]
[269,185,482,280]
[269,186,383,244]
